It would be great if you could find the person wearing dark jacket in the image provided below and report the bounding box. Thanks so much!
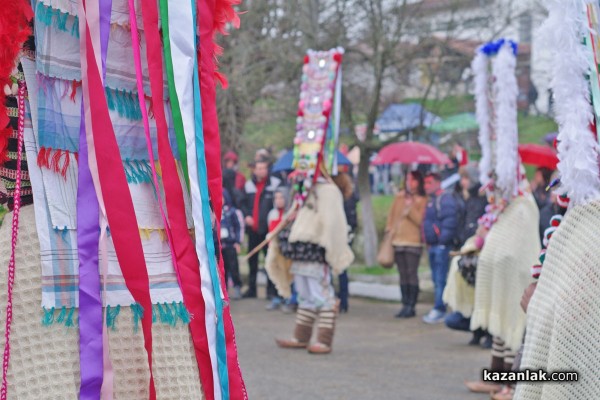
[332,172,358,313]
[241,159,281,298]
[223,168,244,209]
[457,165,488,246]
[221,188,244,300]
[445,165,492,347]
[422,172,459,324]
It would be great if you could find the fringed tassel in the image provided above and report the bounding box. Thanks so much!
[131,302,145,333]
[37,147,51,169]
[42,307,55,326]
[124,159,153,184]
[105,88,142,121]
[70,80,81,102]
[60,151,71,177]
[55,10,69,32]
[177,301,191,323]
[106,304,121,331]
[40,302,190,329]
[55,306,67,323]
[71,15,80,38]
[65,307,75,327]
[37,147,75,179]
[35,3,79,38]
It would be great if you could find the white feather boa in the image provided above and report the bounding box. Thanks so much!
[541,0,600,205]
[473,52,492,186]
[493,44,519,199]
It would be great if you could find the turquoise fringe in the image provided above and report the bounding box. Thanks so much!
[36,2,78,38]
[123,159,153,184]
[40,302,190,331]
[106,304,121,331]
[105,88,143,121]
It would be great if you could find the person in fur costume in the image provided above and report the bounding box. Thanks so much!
[514,1,600,399]
[268,178,354,354]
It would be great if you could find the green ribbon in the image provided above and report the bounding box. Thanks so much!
[158,0,189,189]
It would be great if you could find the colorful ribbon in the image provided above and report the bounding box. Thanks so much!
[197,0,247,397]
[158,0,217,397]
[78,0,156,398]
[77,0,113,398]
[126,0,179,289]
[1,79,25,400]
[158,0,189,189]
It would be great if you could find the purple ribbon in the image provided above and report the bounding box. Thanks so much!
[78,1,112,398]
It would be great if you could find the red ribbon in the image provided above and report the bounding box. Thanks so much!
[139,0,215,396]
[197,0,247,398]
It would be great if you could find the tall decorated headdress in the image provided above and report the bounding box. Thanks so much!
[526,0,600,282]
[0,0,247,399]
[292,47,344,204]
[472,39,520,203]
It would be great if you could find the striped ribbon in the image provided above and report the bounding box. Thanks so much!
[0,80,25,400]
[192,1,230,398]
[196,0,247,397]
[158,0,189,189]
[157,0,217,397]
[78,1,156,398]
[125,0,180,289]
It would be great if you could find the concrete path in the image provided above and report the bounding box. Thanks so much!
[230,296,492,400]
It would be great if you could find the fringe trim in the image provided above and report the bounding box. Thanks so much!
[105,87,143,121]
[42,302,191,330]
[37,67,144,122]
[35,2,78,38]
[139,228,196,241]
[123,159,153,184]
[37,147,74,179]
[37,148,156,185]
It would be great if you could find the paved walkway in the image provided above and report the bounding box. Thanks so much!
[230,296,492,400]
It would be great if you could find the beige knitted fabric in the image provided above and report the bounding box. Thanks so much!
[288,182,354,275]
[443,237,477,318]
[0,206,204,399]
[514,200,600,400]
[470,196,540,352]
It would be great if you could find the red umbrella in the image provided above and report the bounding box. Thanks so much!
[371,142,452,165]
[518,144,558,170]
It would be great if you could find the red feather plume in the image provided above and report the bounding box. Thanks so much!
[212,0,242,88]
[0,0,33,165]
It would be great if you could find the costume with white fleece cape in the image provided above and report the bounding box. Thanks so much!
[265,182,354,298]
[443,237,477,317]
[470,196,539,352]
[514,201,600,400]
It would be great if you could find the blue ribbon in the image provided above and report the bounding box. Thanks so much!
[190,0,230,399]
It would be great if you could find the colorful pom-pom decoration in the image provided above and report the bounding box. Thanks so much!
[531,264,542,279]
[550,215,562,227]
[539,249,546,264]
[557,194,570,208]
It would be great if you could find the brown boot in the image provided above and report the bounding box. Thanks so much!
[308,309,335,354]
[275,308,316,349]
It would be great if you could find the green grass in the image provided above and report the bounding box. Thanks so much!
[348,264,397,275]
[518,113,558,144]
[368,195,395,238]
